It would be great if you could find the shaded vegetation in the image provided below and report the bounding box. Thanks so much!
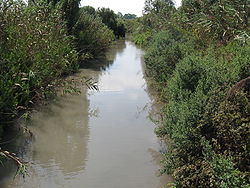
[97,7,126,38]
[130,0,250,187]
[73,9,115,58]
[80,6,126,39]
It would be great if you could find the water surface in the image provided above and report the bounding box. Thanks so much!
[0,40,172,188]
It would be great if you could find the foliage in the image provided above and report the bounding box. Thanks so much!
[128,0,177,46]
[132,31,152,46]
[80,5,96,16]
[156,43,250,187]
[144,0,175,14]
[144,28,191,83]
[124,19,137,34]
[132,0,250,185]
[33,0,81,33]
[180,0,250,43]
[143,0,176,30]
[97,7,126,38]
[0,1,78,126]
[73,10,115,58]
[0,0,119,131]
[0,0,125,179]
[123,13,137,20]
[125,16,151,37]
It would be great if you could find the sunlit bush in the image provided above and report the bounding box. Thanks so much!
[180,0,249,43]
[156,42,250,187]
[0,1,78,126]
[132,31,152,46]
[143,28,200,88]
[144,29,184,83]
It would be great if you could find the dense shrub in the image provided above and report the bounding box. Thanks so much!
[156,42,250,187]
[80,5,96,16]
[0,0,124,173]
[130,0,250,186]
[73,11,115,58]
[132,30,152,46]
[97,7,126,38]
[0,1,118,132]
[0,1,78,127]
[180,0,249,43]
[124,19,140,34]
[143,28,202,100]
[143,0,176,30]
[42,0,81,33]
[144,29,185,83]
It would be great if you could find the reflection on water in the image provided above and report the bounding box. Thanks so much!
[80,41,126,72]
[0,40,172,188]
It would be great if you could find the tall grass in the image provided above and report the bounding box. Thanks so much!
[0,1,78,129]
[0,1,115,137]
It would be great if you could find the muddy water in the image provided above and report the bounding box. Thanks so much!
[0,40,172,188]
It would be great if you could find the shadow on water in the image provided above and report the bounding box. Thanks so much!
[80,40,126,72]
[0,126,32,183]
[0,89,91,186]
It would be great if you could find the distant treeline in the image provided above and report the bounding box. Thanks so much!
[118,13,137,20]
[0,0,128,141]
[130,0,250,187]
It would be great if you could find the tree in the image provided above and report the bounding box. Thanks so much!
[97,8,117,32]
[117,12,123,18]
[142,0,176,30]
[143,0,174,14]
[97,8,126,38]
[80,5,96,16]
[123,13,137,20]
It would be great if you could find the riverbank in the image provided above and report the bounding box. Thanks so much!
[0,1,114,131]
[0,0,124,160]
[129,1,250,187]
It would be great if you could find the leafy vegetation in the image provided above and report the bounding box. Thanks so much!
[0,0,120,125]
[0,0,78,127]
[0,0,121,170]
[97,7,126,38]
[73,9,115,58]
[79,6,126,39]
[123,13,137,20]
[130,0,250,187]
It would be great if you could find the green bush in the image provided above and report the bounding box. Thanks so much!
[0,1,78,125]
[97,7,126,38]
[73,11,115,58]
[132,31,152,46]
[155,42,250,187]
[144,30,183,81]
[144,28,200,86]
[130,0,250,186]
[180,0,249,43]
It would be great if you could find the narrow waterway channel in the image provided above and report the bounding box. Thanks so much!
[0,40,172,188]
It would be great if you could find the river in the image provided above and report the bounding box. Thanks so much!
[0,40,172,188]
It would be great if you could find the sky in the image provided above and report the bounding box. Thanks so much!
[80,0,182,17]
